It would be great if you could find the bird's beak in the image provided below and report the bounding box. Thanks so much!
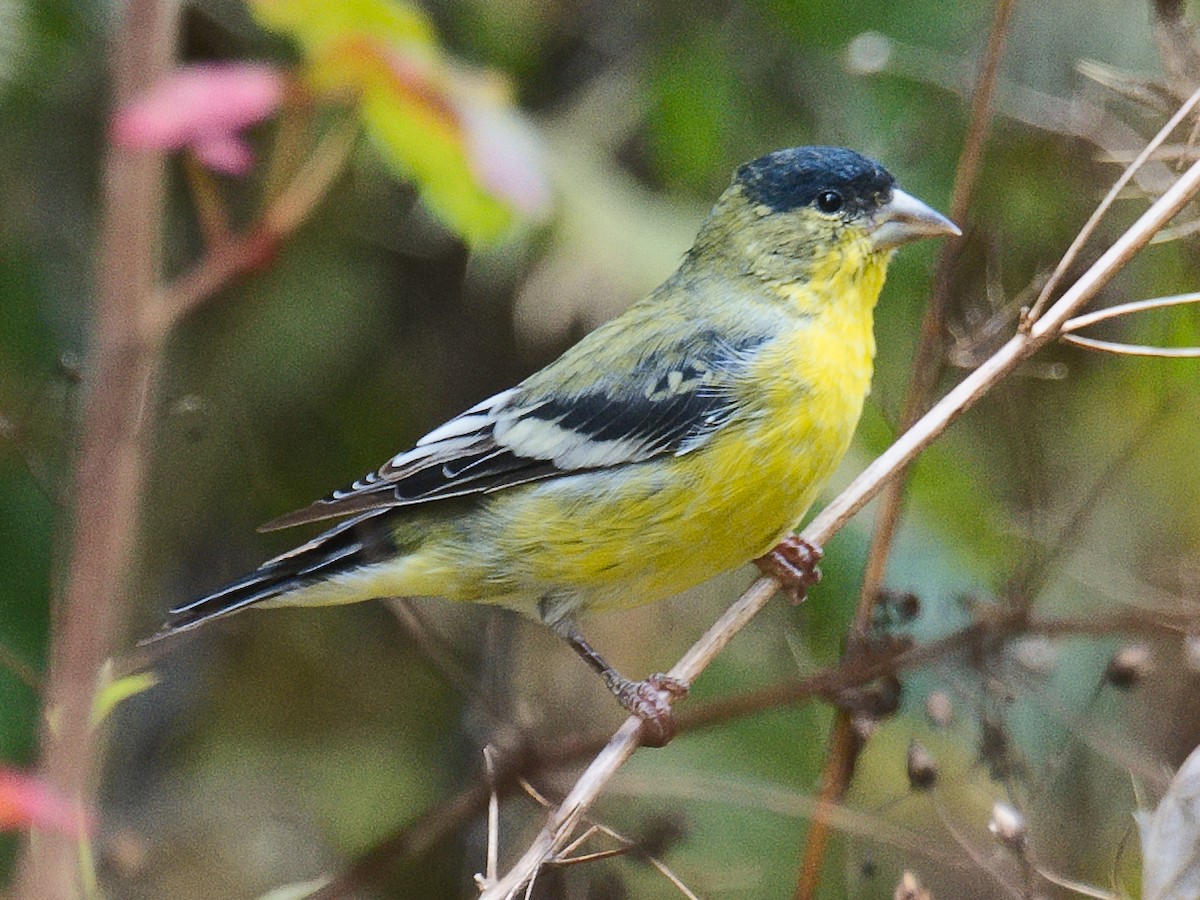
[869,188,961,250]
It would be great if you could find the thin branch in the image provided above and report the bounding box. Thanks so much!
[796,0,1017,892]
[312,602,1198,896]
[1059,334,1200,357]
[12,14,351,896]
[385,599,488,707]
[1151,215,1200,242]
[864,33,1171,195]
[152,116,356,333]
[1022,83,1200,326]
[1007,398,1171,602]
[1062,291,1200,330]
[547,814,702,899]
[854,0,1015,627]
[1098,142,1200,163]
[482,747,500,888]
[933,802,1026,900]
[1076,59,1176,114]
[476,153,1200,900]
[0,641,43,694]
[181,154,233,246]
[809,158,1200,537]
[259,115,356,238]
[1059,291,1200,355]
[1032,864,1119,900]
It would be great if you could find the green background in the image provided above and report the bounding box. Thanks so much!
[2,0,1199,896]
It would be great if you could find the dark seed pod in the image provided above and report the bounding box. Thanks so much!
[1105,644,1152,689]
[906,740,938,791]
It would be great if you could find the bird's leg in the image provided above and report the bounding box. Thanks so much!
[549,618,689,748]
[755,535,823,604]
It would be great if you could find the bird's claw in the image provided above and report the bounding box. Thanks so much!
[615,673,690,748]
[756,536,823,604]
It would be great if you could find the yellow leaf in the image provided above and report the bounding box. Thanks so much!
[312,38,526,242]
[250,0,548,243]
[249,0,434,53]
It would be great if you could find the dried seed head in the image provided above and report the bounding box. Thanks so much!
[851,712,879,743]
[1010,636,1059,675]
[865,674,904,718]
[871,589,922,630]
[893,870,931,900]
[988,801,1027,852]
[1105,644,1152,689]
[925,691,953,728]
[846,31,893,76]
[893,591,921,622]
[906,740,938,791]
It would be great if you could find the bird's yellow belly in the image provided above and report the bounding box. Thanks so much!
[468,340,872,613]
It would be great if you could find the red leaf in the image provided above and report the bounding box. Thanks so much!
[0,767,92,837]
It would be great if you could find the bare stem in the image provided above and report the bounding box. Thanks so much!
[12,1,179,895]
[1058,334,1200,357]
[795,0,1017,893]
[152,116,356,332]
[1062,290,1200,330]
[313,599,1196,896]
[11,10,349,897]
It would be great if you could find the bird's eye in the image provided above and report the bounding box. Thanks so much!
[816,190,844,214]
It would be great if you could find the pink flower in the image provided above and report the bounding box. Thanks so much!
[111,63,285,175]
[0,767,92,837]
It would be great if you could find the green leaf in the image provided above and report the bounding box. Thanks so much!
[90,668,158,728]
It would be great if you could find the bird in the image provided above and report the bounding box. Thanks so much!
[156,146,959,745]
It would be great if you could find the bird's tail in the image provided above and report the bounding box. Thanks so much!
[151,511,396,640]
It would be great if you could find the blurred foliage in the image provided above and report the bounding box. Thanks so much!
[2,0,1200,897]
[248,0,549,242]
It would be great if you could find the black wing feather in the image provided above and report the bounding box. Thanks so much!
[260,333,766,531]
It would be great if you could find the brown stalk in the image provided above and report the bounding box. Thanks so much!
[793,1,1016,895]
[12,10,352,894]
[12,1,179,895]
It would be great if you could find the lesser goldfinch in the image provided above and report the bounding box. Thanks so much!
[159,146,958,744]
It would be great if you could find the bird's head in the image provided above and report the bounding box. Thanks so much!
[690,146,960,286]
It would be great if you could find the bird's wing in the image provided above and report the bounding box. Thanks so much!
[260,332,767,531]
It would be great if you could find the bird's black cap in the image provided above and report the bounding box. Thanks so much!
[735,146,895,215]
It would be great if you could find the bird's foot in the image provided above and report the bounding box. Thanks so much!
[612,673,690,748]
[755,536,823,604]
